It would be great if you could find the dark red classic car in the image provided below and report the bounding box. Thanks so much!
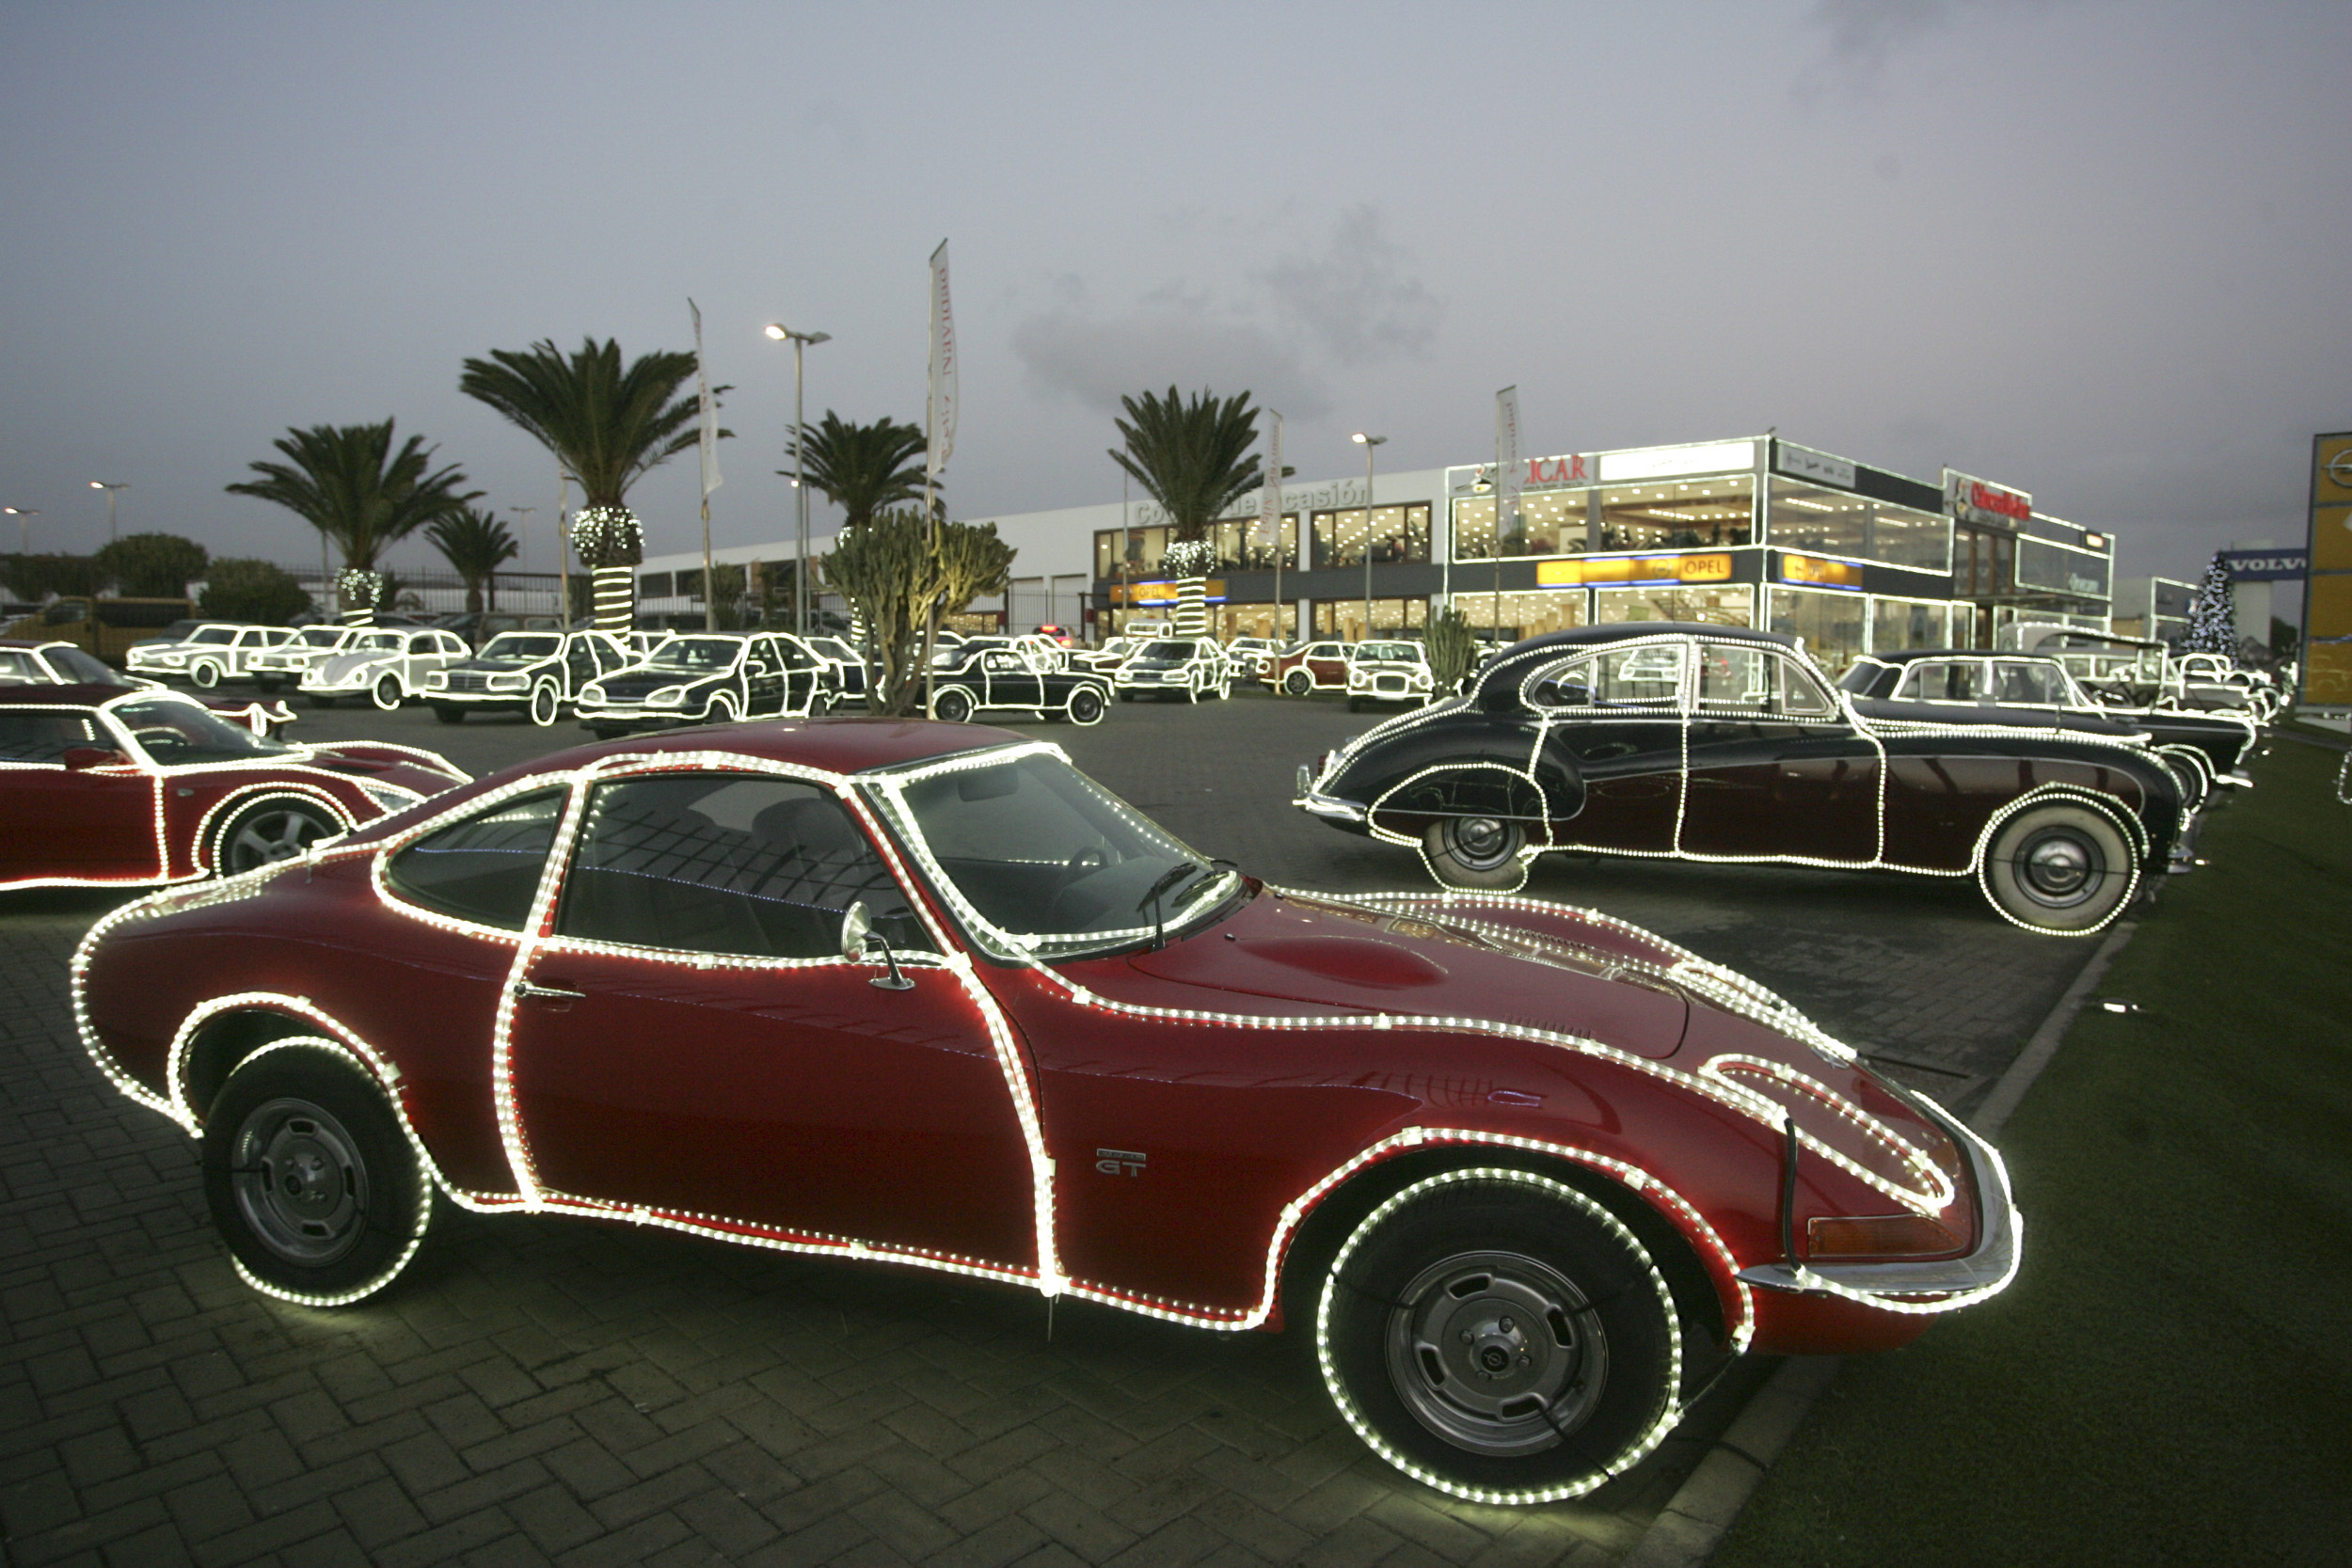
[1298,625,2186,934]
[74,719,2018,1504]
[1,686,468,889]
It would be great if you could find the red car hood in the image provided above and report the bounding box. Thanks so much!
[300,742,468,799]
[1126,889,1692,1059]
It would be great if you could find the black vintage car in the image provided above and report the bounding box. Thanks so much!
[1295,624,2185,934]
[1836,649,2258,815]
[927,645,1110,725]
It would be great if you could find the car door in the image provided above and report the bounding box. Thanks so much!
[982,650,1044,711]
[745,638,787,715]
[1528,645,1688,853]
[504,768,1038,1266]
[1679,643,1881,863]
[0,708,158,878]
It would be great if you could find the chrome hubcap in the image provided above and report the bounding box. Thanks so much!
[1447,816,1517,871]
[1385,1250,1606,1456]
[2017,829,2101,906]
[230,1097,369,1265]
[229,810,324,870]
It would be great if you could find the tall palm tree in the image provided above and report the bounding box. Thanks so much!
[425,506,519,612]
[785,411,930,529]
[226,420,477,625]
[458,338,719,630]
[1108,387,1265,635]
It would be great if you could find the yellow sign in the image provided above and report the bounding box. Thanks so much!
[2310,504,2352,574]
[1778,553,1866,589]
[2305,641,2352,707]
[1115,578,1225,606]
[2313,434,2352,507]
[2308,573,2352,640]
[1534,553,1732,587]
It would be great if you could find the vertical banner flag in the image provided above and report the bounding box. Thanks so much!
[1260,410,1283,557]
[926,240,957,493]
[1496,386,1522,548]
[691,299,722,498]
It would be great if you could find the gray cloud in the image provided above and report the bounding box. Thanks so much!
[1009,207,1438,420]
[1799,0,2058,90]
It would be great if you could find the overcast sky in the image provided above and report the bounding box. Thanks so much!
[4,0,2347,596]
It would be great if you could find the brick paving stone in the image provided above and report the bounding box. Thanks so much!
[1,699,2111,1567]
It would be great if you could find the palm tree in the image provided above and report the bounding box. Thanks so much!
[458,338,719,631]
[786,411,931,529]
[1108,387,1266,635]
[425,507,519,613]
[226,420,477,625]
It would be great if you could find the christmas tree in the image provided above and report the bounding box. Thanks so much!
[2183,550,2237,657]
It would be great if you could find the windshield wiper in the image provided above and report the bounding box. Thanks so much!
[1136,858,1235,950]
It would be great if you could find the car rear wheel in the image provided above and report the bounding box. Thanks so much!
[1317,1169,1679,1504]
[528,682,561,727]
[1284,669,1313,697]
[1981,801,2137,933]
[215,796,341,874]
[2156,747,2212,815]
[432,705,465,724]
[372,674,403,712]
[201,1044,431,1307]
[190,660,222,689]
[933,688,974,724]
[1422,816,1528,890]
[1067,687,1105,726]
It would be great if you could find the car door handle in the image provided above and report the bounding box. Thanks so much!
[516,980,586,1001]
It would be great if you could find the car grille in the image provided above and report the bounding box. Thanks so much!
[442,670,496,692]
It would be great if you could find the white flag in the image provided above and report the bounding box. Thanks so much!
[691,298,722,499]
[1496,386,1522,546]
[1260,410,1283,553]
[926,240,956,487]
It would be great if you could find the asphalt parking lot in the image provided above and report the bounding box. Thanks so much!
[1,686,2110,1567]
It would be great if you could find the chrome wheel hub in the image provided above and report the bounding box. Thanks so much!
[2018,830,2100,906]
[230,1097,369,1266]
[1447,816,1516,871]
[1385,1249,1606,1456]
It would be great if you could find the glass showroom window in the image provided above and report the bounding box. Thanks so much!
[1769,585,1867,673]
[1596,475,1755,553]
[1311,504,1431,570]
[1453,588,1588,641]
[1313,597,1427,641]
[1200,512,1297,571]
[1593,584,1756,628]
[1215,603,1298,641]
[1452,490,1591,561]
[1766,481,1952,573]
[1870,597,1958,654]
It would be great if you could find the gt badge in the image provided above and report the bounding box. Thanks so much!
[1094,1148,1146,1177]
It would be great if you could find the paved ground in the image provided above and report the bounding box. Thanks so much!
[0,687,2108,1567]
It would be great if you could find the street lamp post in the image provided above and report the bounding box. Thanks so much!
[507,507,536,613]
[765,324,831,637]
[89,482,128,543]
[1352,434,1386,641]
[2,507,37,553]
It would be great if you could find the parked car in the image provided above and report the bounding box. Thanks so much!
[1033,624,1077,648]
[1296,624,2185,933]
[575,632,828,736]
[1069,636,1142,676]
[1346,640,1436,712]
[0,638,297,736]
[926,644,1110,725]
[244,625,361,691]
[433,610,568,652]
[421,630,632,726]
[126,623,300,688]
[300,627,472,711]
[0,685,465,890]
[1267,639,1352,695]
[1114,638,1232,702]
[1836,649,2257,816]
[69,722,2019,1504]
[806,635,869,707]
[1225,636,1282,680]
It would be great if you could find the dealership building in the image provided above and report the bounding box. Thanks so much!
[636,433,2118,673]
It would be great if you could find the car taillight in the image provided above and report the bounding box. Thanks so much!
[1806,1214,1960,1259]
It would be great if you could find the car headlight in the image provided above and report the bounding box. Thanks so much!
[160,654,185,666]
[426,671,447,689]
[580,684,605,703]
[488,673,528,690]
[649,686,689,706]
[357,780,423,814]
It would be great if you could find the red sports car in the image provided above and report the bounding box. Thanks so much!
[2,685,469,890]
[73,718,2018,1504]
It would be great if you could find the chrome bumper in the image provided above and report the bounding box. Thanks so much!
[1294,780,1367,825]
[1737,1100,2022,1306]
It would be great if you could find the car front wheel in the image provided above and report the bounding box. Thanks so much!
[528,682,561,727]
[1317,1169,1679,1504]
[1284,669,1313,696]
[1422,816,1528,890]
[215,796,341,874]
[1067,687,1105,726]
[1980,801,2137,933]
[190,660,222,689]
[372,674,403,711]
[933,688,974,724]
[201,1043,432,1307]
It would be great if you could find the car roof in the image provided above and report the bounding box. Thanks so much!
[1860,648,2055,667]
[457,717,1019,792]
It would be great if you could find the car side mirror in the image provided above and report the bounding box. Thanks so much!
[838,901,873,959]
[61,746,126,770]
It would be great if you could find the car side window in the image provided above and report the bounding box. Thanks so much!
[556,773,921,959]
[1592,646,1686,708]
[1774,656,1836,717]
[1696,646,1773,711]
[1527,656,1596,710]
[1992,660,2066,705]
[0,711,101,762]
[384,788,568,930]
[1902,660,1982,702]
